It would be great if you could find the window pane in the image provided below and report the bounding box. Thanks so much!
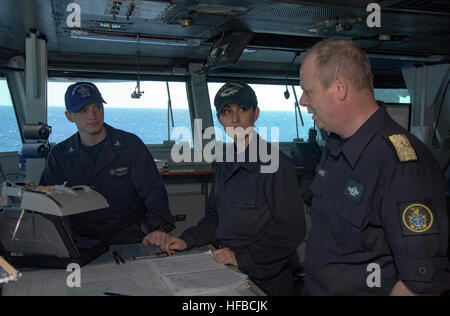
[48,80,191,145]
[0,78,21,152]
[374,89,411,104]
[208,82,314,142]
[47,82,78,144]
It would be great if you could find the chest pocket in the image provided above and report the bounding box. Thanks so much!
[327,198,369,252]
[231,198,272,237]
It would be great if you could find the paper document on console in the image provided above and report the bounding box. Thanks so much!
[152,251,249,296]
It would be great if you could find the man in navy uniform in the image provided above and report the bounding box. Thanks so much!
[300,39,450,295]
[163,81,306,296]
[40,82,175,245]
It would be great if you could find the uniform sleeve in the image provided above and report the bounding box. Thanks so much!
[129,139,175,232]
[180,176,219,248]
[234,159,306,280]
[39,146,65,185]
[380,161,450,294]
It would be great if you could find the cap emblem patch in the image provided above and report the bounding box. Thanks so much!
[220,83,243,98]
[74,85,92,98]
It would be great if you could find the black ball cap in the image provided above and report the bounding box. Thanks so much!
[214,81,258,114]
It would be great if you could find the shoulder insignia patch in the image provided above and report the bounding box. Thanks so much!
[388,134,418,162]
[344,179,365,203]
[398,201,438,236]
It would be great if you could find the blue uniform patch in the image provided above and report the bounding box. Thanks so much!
[344,180,365,202]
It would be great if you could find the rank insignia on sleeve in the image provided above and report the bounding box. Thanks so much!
[398,201,438,236]
[388,134,418,162]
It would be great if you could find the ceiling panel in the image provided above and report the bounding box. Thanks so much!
[0,0,448,83]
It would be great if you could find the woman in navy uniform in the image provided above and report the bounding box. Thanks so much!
[300,39,450,295]
[163,81,306,296]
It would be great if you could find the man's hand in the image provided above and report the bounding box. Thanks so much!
[213,248,237,267]
[142,231,171,247]
[164,236,187,255]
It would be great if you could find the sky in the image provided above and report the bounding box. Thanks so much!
[0,78,410,111]
[0,79,307,112]
[0,80,12,105]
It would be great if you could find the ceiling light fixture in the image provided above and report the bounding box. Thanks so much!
[70,30,201,47]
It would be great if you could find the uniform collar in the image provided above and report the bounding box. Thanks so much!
[327,102,388,169]
[63,123,128,174]
[64,123,125,155]
[103,123,127,151]
[217,132,265,178]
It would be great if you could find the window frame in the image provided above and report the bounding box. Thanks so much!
[206,80,315,144]
[0,76,22,153]
[46,78,193,146]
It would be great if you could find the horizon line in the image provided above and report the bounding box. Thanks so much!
[0,104,310,112]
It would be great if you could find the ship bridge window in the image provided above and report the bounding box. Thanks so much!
[47,80,192,146]
[208,82,314,143]
[374,88,411,130]
[0,78,21,153]
[374,89,410,104]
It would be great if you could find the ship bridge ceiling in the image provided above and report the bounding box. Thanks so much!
[0,0,449,84]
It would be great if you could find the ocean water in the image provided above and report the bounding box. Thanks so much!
[0,105,314,152]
